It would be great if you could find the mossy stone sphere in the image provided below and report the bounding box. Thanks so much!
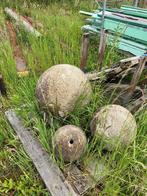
[90,105,137,149]
[36,64,92,117]
[53,125,87,162]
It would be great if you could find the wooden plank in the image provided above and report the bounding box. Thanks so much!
[64,161,105,196]
[80,33,90,71]
[4,8,41,37]
[127,90,147,113]
[6,21,29,76]
[104,83,144,107]
[23,15,43,29]
[86,56,143,81]
[5,110,78,196]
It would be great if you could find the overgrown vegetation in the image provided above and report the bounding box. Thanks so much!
[0,0,146,195]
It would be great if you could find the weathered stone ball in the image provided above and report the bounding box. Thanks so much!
[36,64,92,117]
[90,104,137,149]
[52,125,87,162]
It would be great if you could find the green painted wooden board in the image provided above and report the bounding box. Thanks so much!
[105,8,147,19]
[80,6,147,56]
[82,25,147,56]
[92,15,147,45]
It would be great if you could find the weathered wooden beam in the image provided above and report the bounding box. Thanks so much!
[128,57,147,96]
[6,21,29,76]
[98,29,107,70]
[4,8,41,37]
[104,83,144,108]
[80,33,90,71]
[127,92,147,113]
[133,0,139,7]
[86,56,144,81]
[65,165,94,195]
[23,15,43,29]
[5,110,78,196]
[64,161,105,195]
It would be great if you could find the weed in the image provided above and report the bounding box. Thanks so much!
[0,1,146,195]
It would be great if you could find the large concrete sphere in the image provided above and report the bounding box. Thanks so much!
[36,64,92,117]
[90,105,137,149]
[53,125,87,162]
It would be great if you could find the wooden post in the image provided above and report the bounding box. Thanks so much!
[128,57,146,96]
[98,0,107,71]
[0,74,7,96]
[80,33,90,71]
[5,110,78,196]
[133,0,139,7]
[4,8,41,37]
[98,30,107,70]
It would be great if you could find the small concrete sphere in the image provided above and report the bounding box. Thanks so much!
[90,104,137,149]
[36,64,92,117]
[52,125,87,162]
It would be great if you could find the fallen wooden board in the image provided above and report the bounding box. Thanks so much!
[4,8,41,37]
[5,110,78,196]
[6,21,29,76]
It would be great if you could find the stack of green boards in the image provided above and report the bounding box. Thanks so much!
[80,5,147,56]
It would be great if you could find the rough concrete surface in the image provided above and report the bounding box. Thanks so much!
[36,64,92,117]
[53,125,87,162]
[90,104,137,149]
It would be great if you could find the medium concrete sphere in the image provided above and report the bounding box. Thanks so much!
[90,105,137,149]
[53,125,87,162]
[36,64,92,117]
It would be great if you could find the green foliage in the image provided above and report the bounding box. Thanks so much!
[0,1,146,195]
[0,176,48,195]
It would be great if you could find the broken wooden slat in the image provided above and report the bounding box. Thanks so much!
[0,74,7,96]
[128,57,147,96]
[4,8,41,37]
[86,56,144,81]
[65,165,95,195]
[23,15,43,29]
[80,33,90,71]
[6,21,29,76]
[64,160,107,195]
[127,92,147,113]
[105,83,143,94]
[5,110,78,196]
[104,83,144,107]
[115,56,142,67]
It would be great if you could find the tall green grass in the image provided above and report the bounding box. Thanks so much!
[0,1,146,195]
